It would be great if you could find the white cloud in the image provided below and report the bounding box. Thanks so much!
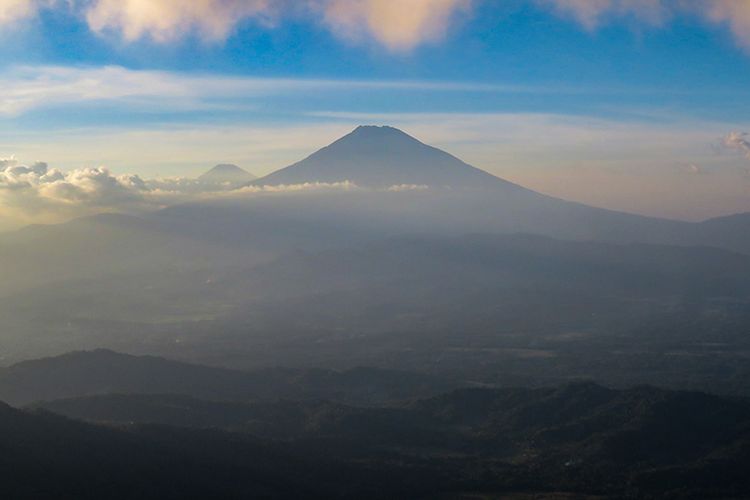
[0,0,36,25]
[5,0,750,55]
[0,157,362,229]
[539,0,669,30]
[0,64,520,117]
[720,131,750,176]
[0,159,146,214]
[321,0,472,52]
[539,0,750,52]
[704,1,750,51]
[1,0,476,52]
[82,0,472,51]
[722,131,750,159]
[4,0,750,56]
[386,184,429,192]
[1,65,194,116]
[85,0,276,43]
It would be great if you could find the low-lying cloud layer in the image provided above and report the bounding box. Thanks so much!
[0,157,420,230]
[5,1,750,53]
[0,157,347,228]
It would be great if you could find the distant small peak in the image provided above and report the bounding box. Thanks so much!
[207,164,244,173]
[199,164,256,182]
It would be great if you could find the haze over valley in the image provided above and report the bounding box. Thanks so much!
[3,1,750,498]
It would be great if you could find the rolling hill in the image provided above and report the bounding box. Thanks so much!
[21,381,750,499]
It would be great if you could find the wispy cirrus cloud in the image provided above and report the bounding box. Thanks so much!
[0,64,540,117]
[1,65,197,116]
[539,0,670,30]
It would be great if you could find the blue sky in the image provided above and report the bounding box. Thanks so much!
[2,0,750,225]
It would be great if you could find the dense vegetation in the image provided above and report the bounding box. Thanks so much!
[0,350,748,498]
[3,385,749,499]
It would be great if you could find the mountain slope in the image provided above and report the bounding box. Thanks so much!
[249,232,750,299]
[253,125,525,190]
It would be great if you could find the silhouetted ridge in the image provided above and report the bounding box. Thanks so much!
[253,125,526,190]
[22,379,750,498]
[0,349,454,407]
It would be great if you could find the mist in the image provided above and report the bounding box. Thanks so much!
[4,6,750,496]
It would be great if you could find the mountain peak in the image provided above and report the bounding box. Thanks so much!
[351,124,408,135]
[199,164,256,184]
[252,126,523,190]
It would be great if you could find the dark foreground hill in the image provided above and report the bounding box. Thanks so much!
[0,349,454,407]
[13,382,750,499]
[0,401,427,500]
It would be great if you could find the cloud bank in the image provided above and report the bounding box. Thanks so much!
[542,0,750,51]
[321,0,471,52]
[86,0,276,43]
[706,1,750,52]
[0,157,411,229]
[5,0,750,53]
[0,0,36,24]
[84,0,471,51]
[0,170,416,232]
[0,158,146,227]
[540,0,669,30]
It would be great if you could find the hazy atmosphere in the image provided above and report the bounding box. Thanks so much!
[3,0,750,227]
[2,1,750,499]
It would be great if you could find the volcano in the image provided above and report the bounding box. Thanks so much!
[253,125,523,190]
